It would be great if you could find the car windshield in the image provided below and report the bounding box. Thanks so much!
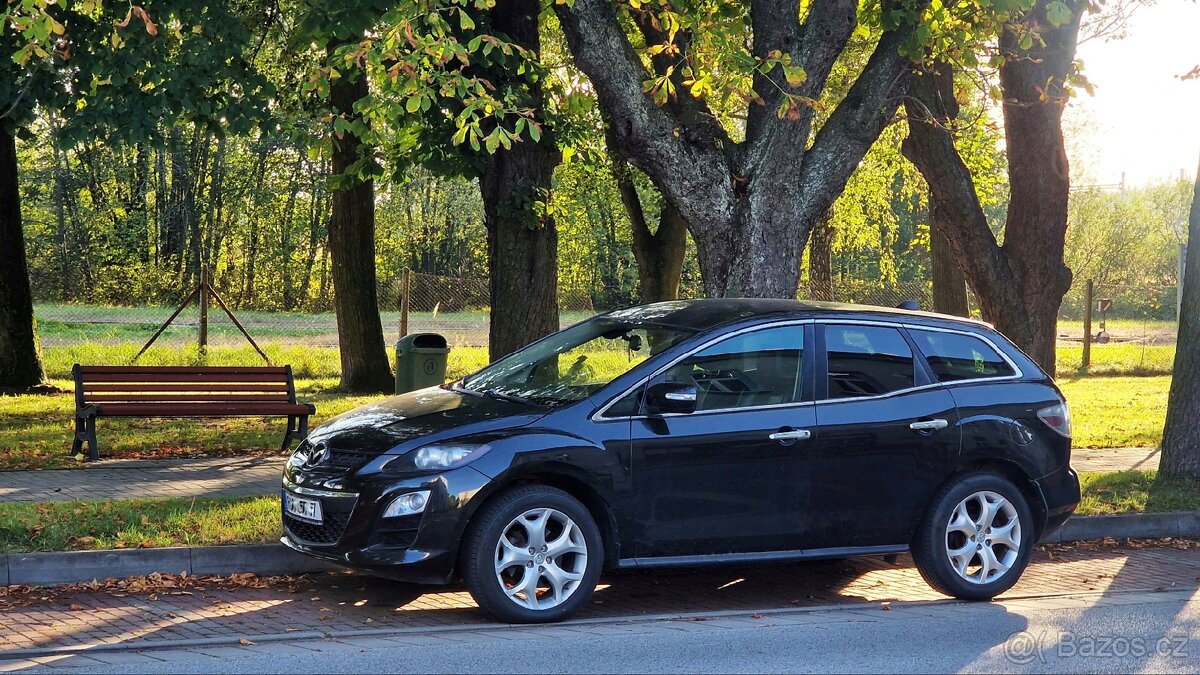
[459,318,696,406]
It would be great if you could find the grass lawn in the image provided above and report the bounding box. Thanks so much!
[0,341,1170,470]
[0,470,1193,554]
[1077,470,1200,516]
[0,496,279,553]
[0,373,1171,471]
[1057,375,1169,449]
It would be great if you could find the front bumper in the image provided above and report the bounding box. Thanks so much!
[1033,464,1082,541]
[281,464,493,585]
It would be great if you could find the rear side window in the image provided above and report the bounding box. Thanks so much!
[909,329,1015,382]
[824,325,915,399]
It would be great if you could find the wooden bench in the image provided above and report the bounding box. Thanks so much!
[72,365,315,461]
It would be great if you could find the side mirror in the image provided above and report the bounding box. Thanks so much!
[644,382,698,415]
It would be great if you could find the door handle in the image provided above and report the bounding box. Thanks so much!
[909,419,949,431]
[768,429,812,441]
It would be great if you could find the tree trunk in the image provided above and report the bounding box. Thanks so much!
[1160,156,1200,477]
[610,147,687,303]
[555,0,924,300]
[930,224,968,316]
[0,126,48,390]
[480,0,561,361]
[328,46,393,392]
[809,209,834,301]
[902,5,1081,374]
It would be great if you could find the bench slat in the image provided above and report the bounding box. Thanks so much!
[79,372,288,384]
[78,366,288,375]
[86,393,292,403]
[95,403,314,417]
[84,383,291,393]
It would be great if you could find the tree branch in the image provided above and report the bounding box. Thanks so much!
[744,0,856,176]
[795,13,925,227]
[554,0,732,229]
[633,10,732,152]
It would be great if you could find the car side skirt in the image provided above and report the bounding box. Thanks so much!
[617,544,909,569]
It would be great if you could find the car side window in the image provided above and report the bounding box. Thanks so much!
[909,329,1016,382]
[657,325,805,411]
[824,325,915,399]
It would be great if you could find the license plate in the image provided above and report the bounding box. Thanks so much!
[284,492,323,524]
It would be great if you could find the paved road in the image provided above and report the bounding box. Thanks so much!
[2,542,1198,662]
[8,589,1200,673]
[0,447,1160,503]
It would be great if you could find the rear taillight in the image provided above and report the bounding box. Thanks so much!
[1037,403,1072,438]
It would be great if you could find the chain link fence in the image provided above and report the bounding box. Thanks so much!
[1055,278,1179,375]
[33,270,1181,379]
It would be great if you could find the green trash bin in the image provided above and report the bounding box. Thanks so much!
[395,333,450,394]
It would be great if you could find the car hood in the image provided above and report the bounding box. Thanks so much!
[307,385,550,455]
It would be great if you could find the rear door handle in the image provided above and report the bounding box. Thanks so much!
[769,429,812,441]
[909,419,949,431]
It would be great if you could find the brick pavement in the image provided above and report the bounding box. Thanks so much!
[0,446,1160,504]
[2,543,1198,656]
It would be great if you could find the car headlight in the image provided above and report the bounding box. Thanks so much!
[381,490,431,518]
[413,443,491,470]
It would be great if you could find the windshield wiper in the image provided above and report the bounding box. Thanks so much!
[482,389,539,406]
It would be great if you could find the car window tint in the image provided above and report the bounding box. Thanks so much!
[658,325,805,411]
[910,329,1015,382]
[824,325,915,399]
[604,389,642,417]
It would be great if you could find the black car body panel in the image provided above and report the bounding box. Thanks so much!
[282,299,1081,584]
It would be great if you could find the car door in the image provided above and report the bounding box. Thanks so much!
[804,322,961,550]
[629,323,816,558]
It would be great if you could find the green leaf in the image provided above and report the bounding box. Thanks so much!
[1045,1,1073,28]
[459,11,476,31]
[405,95,422,113]
[527,121,541,143]
[782,65,807,88]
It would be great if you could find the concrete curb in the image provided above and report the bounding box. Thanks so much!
[0,512,1197,587]
[1051,511,1200,543]
[1,544,342,586]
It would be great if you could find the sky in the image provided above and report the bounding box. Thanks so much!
[1065,1,1200,187]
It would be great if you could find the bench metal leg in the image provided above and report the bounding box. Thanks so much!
[71,416,85,457]
[85,416,99,461]
[280,415,311,452]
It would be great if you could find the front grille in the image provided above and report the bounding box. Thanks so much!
[326,450,375,470]
[284,510,353,545]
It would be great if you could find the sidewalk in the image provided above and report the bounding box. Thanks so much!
[0,457,282,503]
[0,446,1161,504]
[2,542,1198,657]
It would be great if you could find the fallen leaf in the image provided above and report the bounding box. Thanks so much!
[69,604,85,611]
[239,638,255,646]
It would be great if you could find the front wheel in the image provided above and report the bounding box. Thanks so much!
[463,486,603,623]
[912,473,1035,601]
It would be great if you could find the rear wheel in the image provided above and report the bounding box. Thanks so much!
[912,473,1034,600]
[463,485,603,623]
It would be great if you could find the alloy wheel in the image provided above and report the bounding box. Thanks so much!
[944,490,1022,585]
[494,507,589,611]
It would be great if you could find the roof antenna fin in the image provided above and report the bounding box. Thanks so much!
[896,300,920,311]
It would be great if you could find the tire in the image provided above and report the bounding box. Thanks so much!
[911,472,1035,601]
[463,485,604,623]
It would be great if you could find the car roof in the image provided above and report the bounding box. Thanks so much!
[603,298,991,333]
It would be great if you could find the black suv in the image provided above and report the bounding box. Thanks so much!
[282,299,1080,622]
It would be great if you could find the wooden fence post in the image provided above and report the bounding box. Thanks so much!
[400,267,411,339]
[199,267,209,358]
[1082,279,1093,370]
